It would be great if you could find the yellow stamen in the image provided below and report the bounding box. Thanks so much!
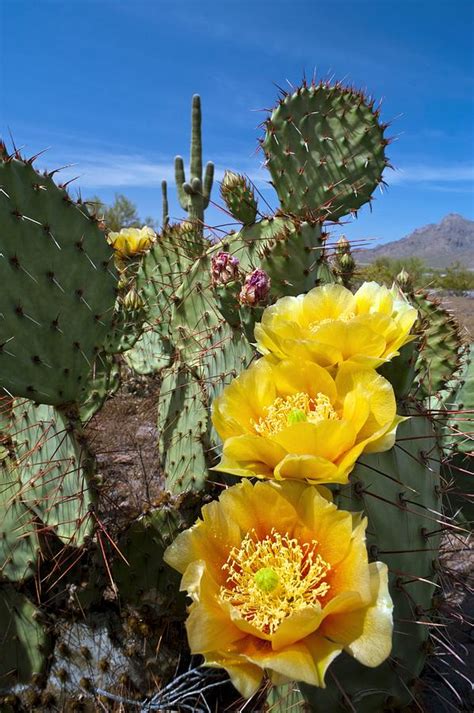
[253,392,338,437]
[220,529,331,635]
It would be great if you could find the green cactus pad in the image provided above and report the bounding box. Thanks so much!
[79,352,120,423]
[157,362,209,493]
[124,328,172,375]
[441,345,473,524]
[103,302,145,356]
[301,414,442,711]
[265,682,305,711]
[0,585,50,688]
[0,149,117,405]
[112,494,199,610]
[451,345,473,454]
[0,459,39,581]
[410,290,467,399]
[261,81,388,221]
[11,399,95,546]
[136,222,206,343]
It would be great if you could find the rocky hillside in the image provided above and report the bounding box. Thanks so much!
[358,214,474,269]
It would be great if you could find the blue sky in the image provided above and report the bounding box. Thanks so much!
[1,0,473,245]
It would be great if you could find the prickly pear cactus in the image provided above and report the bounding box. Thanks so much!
[0,585,51,689]
[0,144,117,406]
[112,492,199,610]
[0,458,39,581]
[408,289,468,400]
[157,362,210,492]
[9,399,96,546]
[261,80,389,221]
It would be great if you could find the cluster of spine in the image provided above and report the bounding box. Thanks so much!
[0,79,470,711]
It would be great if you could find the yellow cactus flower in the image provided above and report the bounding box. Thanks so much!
[164,480,393,698]
[107,226,156,260]
[254,282,417,369]
[212,356,402,484]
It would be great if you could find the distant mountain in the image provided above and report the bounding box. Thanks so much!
[357,214,474,269]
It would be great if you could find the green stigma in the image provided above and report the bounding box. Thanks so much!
[254,567,279,593]
[287,408,307,426]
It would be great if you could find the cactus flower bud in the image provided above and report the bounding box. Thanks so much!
[336,234,350,256]
[239,269,271,306]
[123,288,143,311]
[339,252,355,271]
[211,251,240,287]
[396,268,414,293]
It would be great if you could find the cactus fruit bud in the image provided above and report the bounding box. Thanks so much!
[336,235,350,256]
[211,251,240,287]
[239,269,271,306]
[123,288,143,311]
[396,268,414,293]
[339,252,355,272]
[221,170,258,225]
[334,235,355,287]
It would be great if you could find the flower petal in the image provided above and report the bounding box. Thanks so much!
[294,487,355,566]
[302,284,355,323]
[242,637,325,688]
[274,454,340,483]
[272,421,357,462]
[272,359,337,402]
[271,605,323,650]
[213,434,287,478]
[303,633,344,687]
[319,562,393,668]
[204,648,264,699]
[355,282,393,315]
[212,358,277,439]
[313,322,386,363]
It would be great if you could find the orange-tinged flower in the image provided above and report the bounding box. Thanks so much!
[164,480,393,698]
[254,282,417,369]
[211,356,403,485]
[107,226,156,260]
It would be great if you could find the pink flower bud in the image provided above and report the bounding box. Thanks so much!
[211,251,240,287]
[239,269,271,306]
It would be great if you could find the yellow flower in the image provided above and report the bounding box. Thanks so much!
[254,282,417,369]
[211,356,402,484]
[107,226,156,259]
[164,480,393,698]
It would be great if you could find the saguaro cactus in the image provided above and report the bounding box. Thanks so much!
[173,94,214,230]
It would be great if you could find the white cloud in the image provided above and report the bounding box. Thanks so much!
[388,164,474,185]
[37,148,270,190]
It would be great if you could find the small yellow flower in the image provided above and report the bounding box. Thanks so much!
[254,282,417,369]
[107,226,156,260]
[211,356,402,484]
[164,480,393,698]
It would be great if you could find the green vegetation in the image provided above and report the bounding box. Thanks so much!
[358,256,474,290]
[88,193,156,231]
